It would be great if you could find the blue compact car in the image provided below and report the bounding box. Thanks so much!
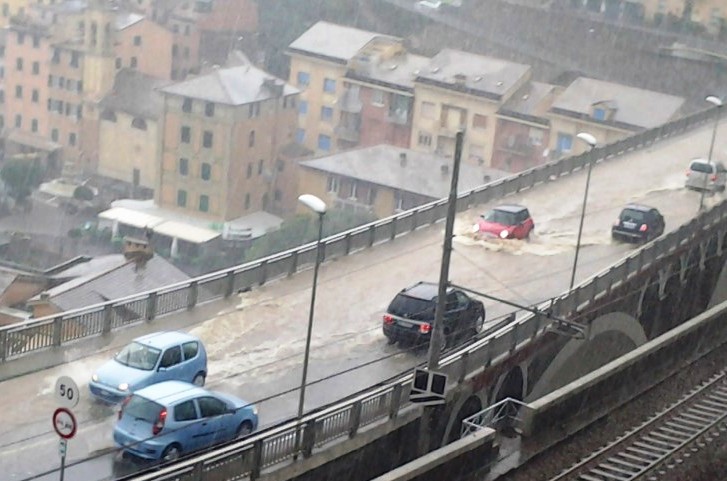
[113,381,258,461]
[89,331,207,404]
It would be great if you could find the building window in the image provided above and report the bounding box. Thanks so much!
[327,176,339,193]
[367,187,377,205]
[181,126,191,143]
[593,108,605,121]
[274,189,282,201]
[296,71,310,87]
[296,128,305,144]
[320,106,333,122]
[472,114,487,130]
[204,102,214,117]
[133,35,141,46]
[69,133,77,146]
[318,134,331,151]
[131,118,147,130]
[199,195,209,212]
[15,85,22,98]
[51,129,59,141]
[15,58,22,71]
[16,32,24,44]
[30,89,39,103]
[323,78,336,93]
[420,101,435,119]
[130,57,137,68]
[557,133,573,153]
[31,119,38,132]
[70,52,79,68]
[417,131,432,147]
[203,131,213,148]
[298,100,308,115]
[371,89,385,106]
[258,159,263,175]
[179,158,189,175]
[248,102,260,118]
[52,48,60,64]
[246,164,252,179]
[32,35,39,48]
[14,114,20,128]
[32,61,39,75]
[349,181,358,199]
[115,57,121,69]
[201,163,211,180]
[182,97,192,113]
[177,189,187,207]
[248,130,255,147]
[2,4,8,17]
[244,193,250,209]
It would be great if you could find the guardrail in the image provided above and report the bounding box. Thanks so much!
[0,106,718,364]
[461,397,527,437]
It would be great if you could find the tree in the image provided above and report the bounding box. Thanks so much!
[0,158,43,201]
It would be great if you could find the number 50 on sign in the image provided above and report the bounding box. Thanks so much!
[54,376,80,409]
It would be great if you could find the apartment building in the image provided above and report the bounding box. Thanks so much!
[157,64,299,222]
[287,21,400,154]
[410,49,531,167]
[114,14,176,80]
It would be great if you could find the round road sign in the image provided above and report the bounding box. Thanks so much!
[52,407,77,439]
[54,376,80,408]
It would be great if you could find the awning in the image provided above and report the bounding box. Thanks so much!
[153,221,220,244]
[98,207,164,229]
[6,129,62,152]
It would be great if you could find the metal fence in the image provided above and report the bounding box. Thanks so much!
[460,397,528,438]
[0,106,717,364]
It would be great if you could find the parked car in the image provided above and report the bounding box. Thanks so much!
[684,158,727,193]
[611,204,665,243]
[382,282,485,350]
[113,380,258,462]
[89,331,207,404]
[472,204,535,240]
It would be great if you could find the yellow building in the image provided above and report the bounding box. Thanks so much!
[297,145,507,219]
[286,21,402,154]
[640,0,724,32]
[546,77,685,158]
[98,69,167,197]
[0,0,31,27]
[410,49,531,167]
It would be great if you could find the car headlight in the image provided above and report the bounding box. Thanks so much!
[92,373,99,382]
[499,229,509,239]
[118,383,129,391]
[471,224,480,234]
[252,405,259,416]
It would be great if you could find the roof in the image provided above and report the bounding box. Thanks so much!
[101,69,167,120]
[415,49,531,101]
[135,331,200,348]
[299,145,508,199]
[161,64,298,105]
[50,255,128,280]
[288,21,399,64]
[346,52,430,92]
[5,129,62,152]
[32,255,190,312]
[153,221,219,244]
[491,204,528,213]
[498,81,558,126]
[115,12,144,31]
[549,77,686,131]
[135,380,207,405]
[99,207,164,229]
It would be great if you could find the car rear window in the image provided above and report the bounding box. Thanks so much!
[690,161,714,174]
[484,209,517,225]
[388,294,433,317]
[125,395,163,422]
[620,209,646,223]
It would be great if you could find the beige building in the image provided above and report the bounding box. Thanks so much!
[287,21,401,154]
[410,49,531,167]
[98,69,167,196]
[157,63,299,222]
[546,77,685,157]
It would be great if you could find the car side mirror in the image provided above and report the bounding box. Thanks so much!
[158,366,167,372]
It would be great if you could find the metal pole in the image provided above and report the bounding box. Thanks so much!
[569,152,594,291]
[59,452,65,481]
[297,212,324,421]
[700,107,721,211]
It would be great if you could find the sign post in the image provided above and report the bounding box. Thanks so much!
[53,376,79,481]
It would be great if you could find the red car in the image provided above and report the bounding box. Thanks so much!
[472,204,535,240]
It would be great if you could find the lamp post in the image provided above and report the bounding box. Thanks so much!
[700,95,723,211]
[296,194,327,423]
[569,132,598,291]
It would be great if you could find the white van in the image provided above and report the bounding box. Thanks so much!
[685,158,727,193]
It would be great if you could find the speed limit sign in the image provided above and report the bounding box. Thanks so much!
[54,376,80,408]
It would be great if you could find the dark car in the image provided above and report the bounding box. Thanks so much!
[473,204,535,240]
[382,282,485,350]
[611,204,665,243]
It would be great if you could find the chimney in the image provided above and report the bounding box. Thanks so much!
[123,236,153,271]
[441,164,450,175]
[453,73,467,85]
[399,152,407,167]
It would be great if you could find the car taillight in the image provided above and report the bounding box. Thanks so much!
[152,408,167,435]
[639,224,648,232]
[686,170,690,176]
[383,314,394,325]
[119,396,131,420]
[419,323,432,334]
[711,174,718,181]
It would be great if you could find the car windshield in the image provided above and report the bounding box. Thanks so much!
[124,395,163,423]
[483,209,517,225]
[690,162,714,174]
[388,294,433,317]
[115,342,162,371]
[620,209,646,223]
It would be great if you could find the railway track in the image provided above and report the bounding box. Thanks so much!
[547,371,727,481]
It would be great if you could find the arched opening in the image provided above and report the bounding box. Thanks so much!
[446,395,482,444]
[494,366,524,403]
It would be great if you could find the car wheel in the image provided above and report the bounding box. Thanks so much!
[386,336,397,345]
[236,420,254,438]
[161,444,182,462]
[192,372,206,387]
[473,312,485,335]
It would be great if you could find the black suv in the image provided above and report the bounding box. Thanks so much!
[611,204,665,243]
[382,282,485,349]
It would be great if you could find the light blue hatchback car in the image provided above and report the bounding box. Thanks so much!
[89,331,207,404]
[113,381,259,461]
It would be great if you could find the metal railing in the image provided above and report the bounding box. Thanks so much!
[461,397,528,437]
[0,106,717,365]
[109,108,727,480]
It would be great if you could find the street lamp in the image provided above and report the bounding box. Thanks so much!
[569,132,598,291]
[296,194,327,423]
[700,95,723,211]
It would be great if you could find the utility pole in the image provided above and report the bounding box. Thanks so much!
[417,130,464,456]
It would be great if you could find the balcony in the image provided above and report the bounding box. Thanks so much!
[339,88,362,114]
[335,123,360,143]
[498,137,536,156]
[386,108,410,126]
